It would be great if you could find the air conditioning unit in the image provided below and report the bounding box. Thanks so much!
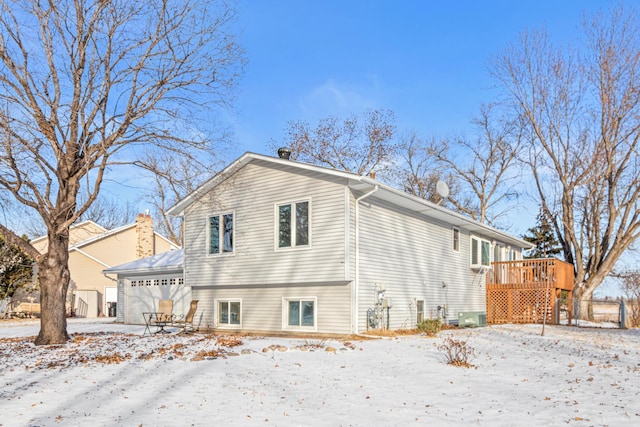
[458,311,487,328]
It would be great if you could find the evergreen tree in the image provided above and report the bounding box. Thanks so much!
[523,208,562,259]
[0,234,34,299]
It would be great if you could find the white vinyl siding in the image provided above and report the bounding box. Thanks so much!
[358,197,485,331]
[183,160,347,287]
[193,283,351,334]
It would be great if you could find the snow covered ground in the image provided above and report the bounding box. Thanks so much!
[1,318,639,426]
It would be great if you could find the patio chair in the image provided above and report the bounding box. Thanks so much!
[172,300,199,334]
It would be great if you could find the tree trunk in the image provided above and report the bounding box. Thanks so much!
[574,287,594,322]
[34,232,71,345]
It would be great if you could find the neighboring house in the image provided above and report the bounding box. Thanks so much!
[32,214,179,318]
[156,151,532,335]
[103,249,190,325]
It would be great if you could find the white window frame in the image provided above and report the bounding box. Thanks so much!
[282,296,317,331]
[215,298,242,328]
[207,211,235,257]
[416,299,425,324]
[470,235,492,269]
[452,227,460,252]
[275,199,311,250]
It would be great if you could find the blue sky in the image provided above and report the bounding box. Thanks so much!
[228,0,617,157]
[223,0,633,297]
[222,1,635,298]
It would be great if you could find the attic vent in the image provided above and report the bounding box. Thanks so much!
[277,147,292,160]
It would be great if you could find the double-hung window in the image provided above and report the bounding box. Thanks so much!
[452,228,460,252]
[217,299,241,327]
[470,235,491,268]
[284,297,316,330]
[277,200,309,249]
[416,300,425,324]
[208,212,234,255]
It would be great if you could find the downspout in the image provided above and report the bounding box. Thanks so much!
[354,185,379,334]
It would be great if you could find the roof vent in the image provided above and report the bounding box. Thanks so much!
[277,147,292,160]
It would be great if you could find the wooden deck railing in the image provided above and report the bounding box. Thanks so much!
[488,258,574,291]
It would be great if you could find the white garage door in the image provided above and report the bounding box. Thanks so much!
[124,275,191,325]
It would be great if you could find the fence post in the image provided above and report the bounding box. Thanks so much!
[620,300,627,329]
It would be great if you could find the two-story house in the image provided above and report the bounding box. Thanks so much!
[152,151,531,335]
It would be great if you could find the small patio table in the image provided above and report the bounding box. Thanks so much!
[142,312,167,336]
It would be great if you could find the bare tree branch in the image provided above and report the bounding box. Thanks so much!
[0,0,245,344]
[274,109,397,178]
[491,3,640,308]
[423,105,523,226]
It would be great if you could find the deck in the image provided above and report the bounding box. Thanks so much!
[487,258,575,324]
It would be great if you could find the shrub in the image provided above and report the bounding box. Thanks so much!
[417,319,442,336]
[437,336,475,368]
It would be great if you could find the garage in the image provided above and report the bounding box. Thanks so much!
[103,250,190,325]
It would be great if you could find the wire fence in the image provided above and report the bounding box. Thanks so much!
[556,298,630,328]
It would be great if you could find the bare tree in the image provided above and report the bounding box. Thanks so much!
[426,105,523,226]
[395,132,458,205]
[491,4,640,308]
[275,109,397,177]
[0,0,244,344]
[23,196,137,238]
[139,150,222,246]
[78,197,137,230]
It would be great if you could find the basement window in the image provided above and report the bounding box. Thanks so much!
[217,299,241,327]
[283,297,316,330]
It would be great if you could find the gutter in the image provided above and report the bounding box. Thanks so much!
[353,184,379,334]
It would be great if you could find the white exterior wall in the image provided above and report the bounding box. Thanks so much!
[357,197,488,331]
[183,160,351,333]
[193,283,351,334]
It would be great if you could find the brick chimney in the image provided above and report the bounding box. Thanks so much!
[136,213,155,259]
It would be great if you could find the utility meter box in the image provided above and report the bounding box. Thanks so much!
[382,298,393,309]
[458,311,487,327]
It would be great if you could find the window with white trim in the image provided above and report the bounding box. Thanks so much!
[277,201,309,249]
[283,297,316,329]
[208,212,234,255]
[217,299,241,327]
[452,228,460,252]
[416,300,425,324]
[470,236,491,268]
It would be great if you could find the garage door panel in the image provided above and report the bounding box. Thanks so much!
[124,276,191,325]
